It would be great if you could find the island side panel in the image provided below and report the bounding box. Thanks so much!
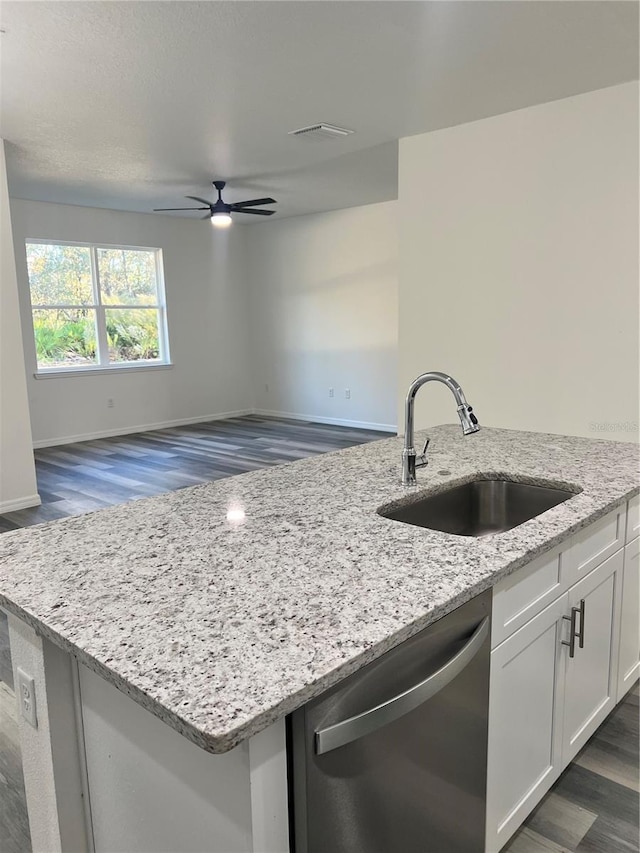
[78,662,256,853]
[7,613,89,853]
[248,717,290,853]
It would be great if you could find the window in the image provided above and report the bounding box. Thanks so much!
[25,241,170,373]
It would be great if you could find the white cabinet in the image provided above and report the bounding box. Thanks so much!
[486,596,567,852]
[491,506,625,651]
[617,536,640,700]
[626,495,640,544]
[561,550,622,764]
[565,506,625,585]
[486,500,635,853]
[491,544,566,648]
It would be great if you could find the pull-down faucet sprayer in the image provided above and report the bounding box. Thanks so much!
[402,372,479,486]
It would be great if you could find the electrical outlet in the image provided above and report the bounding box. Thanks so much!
[107,398,114,408]
[345,389,351,399]
[17,668,37,728]
[329,388,334,398]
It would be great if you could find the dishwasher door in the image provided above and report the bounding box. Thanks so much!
[290,590,491,853]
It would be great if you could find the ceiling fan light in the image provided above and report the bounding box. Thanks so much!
[211,212,232,228]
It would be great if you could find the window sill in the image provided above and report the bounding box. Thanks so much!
[34,363,174,379]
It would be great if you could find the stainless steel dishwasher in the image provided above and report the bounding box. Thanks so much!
[289,590,491,853]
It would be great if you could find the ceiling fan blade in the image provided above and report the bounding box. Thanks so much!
[234,208,275,216]
[186,196,214,206]
[154,206,211,211]
[201,213,213,220]
[231,198,277,209]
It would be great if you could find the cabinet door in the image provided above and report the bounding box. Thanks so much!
[486,595,568,853]
[617,536,640,700]
[561,549,623,765]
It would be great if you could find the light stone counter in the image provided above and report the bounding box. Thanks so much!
[0,425,637,753]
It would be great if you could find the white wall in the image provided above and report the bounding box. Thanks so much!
[0,141,39,510]
[248,201,398,431]
[10,200,255,445]
[398,82,639,442]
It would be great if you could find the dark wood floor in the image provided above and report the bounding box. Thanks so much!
[0,416,637,852]
[505,681,639,853]
[0,415,390,532]
[0,668,31,853]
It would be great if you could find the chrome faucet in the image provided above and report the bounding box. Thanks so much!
[402,372,480,486]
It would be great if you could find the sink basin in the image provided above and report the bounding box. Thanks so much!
[379,478,577,537]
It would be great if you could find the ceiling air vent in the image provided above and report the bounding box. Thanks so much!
[288,123,354,142]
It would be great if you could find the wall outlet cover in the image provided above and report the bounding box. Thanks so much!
[17,667,37,728]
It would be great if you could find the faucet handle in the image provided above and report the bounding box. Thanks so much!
[416,438,430,468]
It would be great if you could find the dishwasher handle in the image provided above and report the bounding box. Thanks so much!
[315,616,489,755]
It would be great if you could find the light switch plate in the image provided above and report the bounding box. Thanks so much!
[17,667,38,728]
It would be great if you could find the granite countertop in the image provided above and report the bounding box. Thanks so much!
[0,425,637,753]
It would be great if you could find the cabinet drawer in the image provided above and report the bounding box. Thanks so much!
[564,507,625,586]
[492,544,568,648]
[626,494,640,544]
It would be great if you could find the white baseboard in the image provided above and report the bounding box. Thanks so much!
[32,410,255,449]
[32,408,396,449]
[254,409,396,433]
[0,493,42,513]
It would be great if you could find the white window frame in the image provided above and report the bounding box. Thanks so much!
[25,239,172,377]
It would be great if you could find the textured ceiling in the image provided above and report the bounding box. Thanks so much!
[1,1,637,221]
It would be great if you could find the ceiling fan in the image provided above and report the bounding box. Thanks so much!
[154,180,277,227]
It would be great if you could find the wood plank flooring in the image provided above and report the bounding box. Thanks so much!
[0,416,637,852]
[504,681,639,853]
[0,415,391,532]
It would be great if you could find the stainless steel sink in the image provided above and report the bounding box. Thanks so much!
[379,478,577,537]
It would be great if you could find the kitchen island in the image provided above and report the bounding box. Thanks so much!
[0,424,638,852]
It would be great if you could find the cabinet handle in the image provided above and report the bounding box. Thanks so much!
[562,599,586,658]
[562,608,578,657]
[576,598,586,649]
